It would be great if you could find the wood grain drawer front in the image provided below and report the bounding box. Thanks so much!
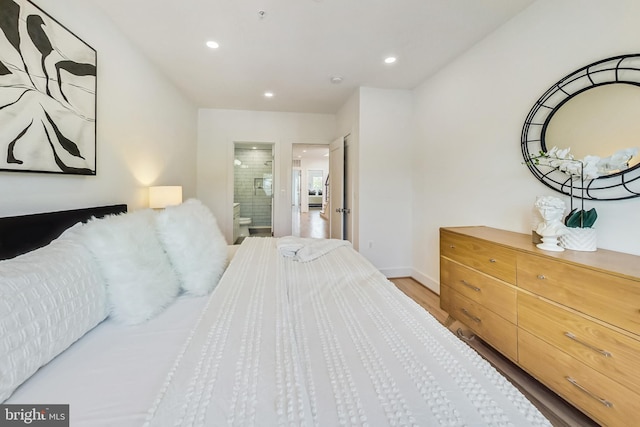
[443,286,517,361]
[518,293,640,392]
[519,330,640,427]
[517,254,640,335]
[440,231,516,284]
[440,257,516,323]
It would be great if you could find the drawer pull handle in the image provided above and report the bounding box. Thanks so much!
[566,377,613,408]
[455,328,476,342]
[564,332,612,357]
[537,274,546,280]
[489,258,496,263]
[449,245,455,249]
[460,308,481,323]
[460,280,481,292]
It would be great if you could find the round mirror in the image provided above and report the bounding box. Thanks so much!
[522,54,640,200]
[546,84,640,172]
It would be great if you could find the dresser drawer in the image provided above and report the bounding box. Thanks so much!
[440,230,516,284]
[518,292,640,392]
[517,253,640,335]
[519,329,640,427]
[441,286,517,361]
[440,257,516,323]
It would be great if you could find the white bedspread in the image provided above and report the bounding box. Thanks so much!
[145,238,551,427]
[277,236,350,261]
[6,295,210,426]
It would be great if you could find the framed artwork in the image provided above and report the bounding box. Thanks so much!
[0,0,96,175]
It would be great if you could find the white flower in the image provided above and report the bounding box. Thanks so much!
[581,155,601,180]
[531,146,637,181]
[556,147,573,160]
[597,147,639,174]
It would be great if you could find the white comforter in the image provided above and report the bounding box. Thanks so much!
[145,238,551,427]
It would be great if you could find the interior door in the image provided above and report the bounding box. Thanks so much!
[329,136,345,239]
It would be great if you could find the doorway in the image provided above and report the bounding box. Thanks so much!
[291,144,329,238]
[233,142,274,243]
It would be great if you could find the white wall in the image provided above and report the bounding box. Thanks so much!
[358,88,413,277]
[0,0,197,216]
[411,0,640,293]
[197,109,336,244]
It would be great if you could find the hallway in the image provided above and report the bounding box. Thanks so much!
[292,207,329,239]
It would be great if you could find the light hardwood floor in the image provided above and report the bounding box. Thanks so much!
[390,277,600,427]
[292,207,329,239]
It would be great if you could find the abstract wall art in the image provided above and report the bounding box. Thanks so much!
[0,0,96,175]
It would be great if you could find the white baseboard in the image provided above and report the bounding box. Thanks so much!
[380,267,440,295]
[409,269,440,294]
[380,267,412,278]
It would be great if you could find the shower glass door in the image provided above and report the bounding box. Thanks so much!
[233,143,274,237]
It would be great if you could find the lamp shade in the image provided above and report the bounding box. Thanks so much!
[149,186,182,209]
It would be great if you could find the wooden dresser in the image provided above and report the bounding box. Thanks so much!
[440,226,640,426]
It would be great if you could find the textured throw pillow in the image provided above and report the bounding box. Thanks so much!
[0,234,108,402]
[155,199,228,296]
[82,209,180,324]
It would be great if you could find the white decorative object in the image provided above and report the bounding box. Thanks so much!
[155,199,229,296]
[534,195,568,252]
[0,236,108,402]
[531,196,544,243]
[82,209,180,324]
[559,227,597,252]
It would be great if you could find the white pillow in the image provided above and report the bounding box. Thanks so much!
[0,234,108,402]
[155,199,228,296]
[81,209,180,324]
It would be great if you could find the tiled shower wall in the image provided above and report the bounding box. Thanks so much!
[234,148,273,228]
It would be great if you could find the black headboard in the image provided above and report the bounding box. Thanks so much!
[0,204,127,260]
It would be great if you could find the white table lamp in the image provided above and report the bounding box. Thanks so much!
[149,186,182,209]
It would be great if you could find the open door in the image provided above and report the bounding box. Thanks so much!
[329,136,345,239]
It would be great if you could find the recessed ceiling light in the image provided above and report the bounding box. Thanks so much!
[384,56,397,64]
[330,76,343,84]
[206,40,219,49]
[264,91,274,98]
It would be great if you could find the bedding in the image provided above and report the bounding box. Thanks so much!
[155,199,228,296]
[1,204,552,426]
[0,236,108,402]
[142,237,551,426]
[81,209,181,325]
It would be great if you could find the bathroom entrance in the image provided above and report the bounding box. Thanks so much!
[233,143,274,244]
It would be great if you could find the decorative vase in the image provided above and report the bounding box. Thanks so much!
[559,227,597,251]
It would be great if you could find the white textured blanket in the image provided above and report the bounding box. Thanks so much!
[277,236,351,262]
[145,237,551,427]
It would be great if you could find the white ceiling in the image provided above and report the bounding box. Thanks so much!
[292,144,329,160]
[90,0,534,114]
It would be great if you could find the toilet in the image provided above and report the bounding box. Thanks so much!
[239,217,252,238]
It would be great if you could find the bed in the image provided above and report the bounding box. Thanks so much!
[0,203,552,426]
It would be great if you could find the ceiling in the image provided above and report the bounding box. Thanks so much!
[90,0,534,114]
[292,144,329,160]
